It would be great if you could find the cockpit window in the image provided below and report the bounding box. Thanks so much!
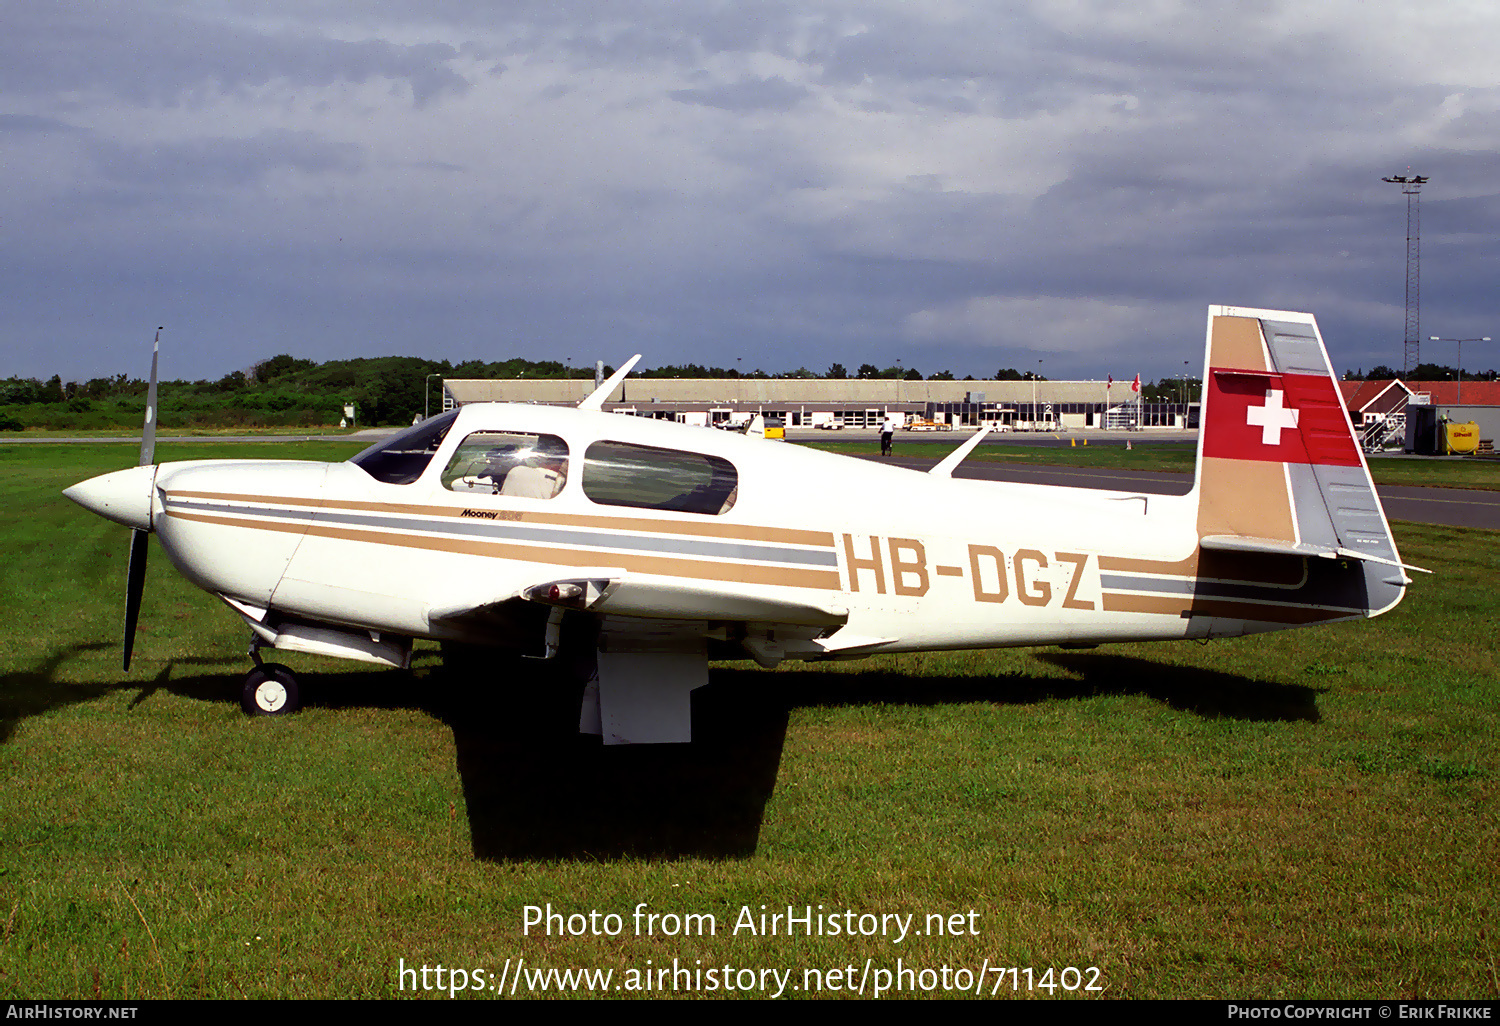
[582,440,737,515]
[442,431,569,500]
[350,410,459,485]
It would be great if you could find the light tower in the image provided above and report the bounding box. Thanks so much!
[1381,172,1429,376]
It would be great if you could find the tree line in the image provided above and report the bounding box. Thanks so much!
[1,350,1226,431]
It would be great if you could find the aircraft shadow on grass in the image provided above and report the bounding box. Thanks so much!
[2,645,1320,862]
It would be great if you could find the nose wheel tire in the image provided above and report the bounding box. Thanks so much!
[241,663,300,716]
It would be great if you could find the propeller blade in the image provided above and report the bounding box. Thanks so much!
[138,327,161,467]
[123,527,149,671]
[125,327,161,671]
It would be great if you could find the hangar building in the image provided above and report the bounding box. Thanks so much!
[441,377,1197,431]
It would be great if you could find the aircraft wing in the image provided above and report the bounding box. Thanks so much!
[428,570,848,628]
[428,570,849,746]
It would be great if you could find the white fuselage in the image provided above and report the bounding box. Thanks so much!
[145,404,1205,660]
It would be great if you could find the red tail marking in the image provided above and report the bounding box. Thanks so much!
[1203,368,1360,466]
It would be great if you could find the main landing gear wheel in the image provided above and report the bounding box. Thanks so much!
[241,662,300,716]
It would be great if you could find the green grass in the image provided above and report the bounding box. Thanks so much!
[1,442,1496,999]
[801,439,1500,490]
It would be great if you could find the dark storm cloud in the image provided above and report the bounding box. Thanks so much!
[0,2,471,107]
[3,2,1498,384]
[670,76,808,113]
[0,114,87,135]
[90,130,365,190]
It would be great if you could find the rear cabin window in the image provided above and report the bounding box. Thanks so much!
[441,431,569,500]
[582,440,737,515]
[350,410,458,485]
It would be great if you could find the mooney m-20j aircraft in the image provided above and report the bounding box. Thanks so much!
[66,307,1414,743]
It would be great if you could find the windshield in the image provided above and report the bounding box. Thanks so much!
[349,409,459,484]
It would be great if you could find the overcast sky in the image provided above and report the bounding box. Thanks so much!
[5,1,1498,385]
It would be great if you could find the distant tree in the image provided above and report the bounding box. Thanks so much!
[826,363,848,379]
[857,363,880,379]
[903,368,922,381]
[993,368,1024,380]
[1,377,53,405]
[1365,365,1401,381]
[929,370,955,380]
[1139,379,1173,402]
[1410,362,1461,381]
[256,354,317,382]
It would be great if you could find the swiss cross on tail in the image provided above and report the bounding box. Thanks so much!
[1246,389,1298,445]
[1203,369,1361,467]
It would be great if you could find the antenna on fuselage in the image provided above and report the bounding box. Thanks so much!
[929,424,993,478]
[578,354,642,411]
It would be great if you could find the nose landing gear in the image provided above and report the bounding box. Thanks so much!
[241,638,301,716]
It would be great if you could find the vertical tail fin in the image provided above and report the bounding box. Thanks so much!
[1191,306,1409,618]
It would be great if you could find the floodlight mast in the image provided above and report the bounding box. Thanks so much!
[1429,335,1491,405]
[1382,173,1429,376]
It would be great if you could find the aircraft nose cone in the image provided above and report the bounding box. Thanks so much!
[63,465,158,532]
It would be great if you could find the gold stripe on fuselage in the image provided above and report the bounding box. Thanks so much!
[1098,548,1307,588]
[164,490,833,547]
[1101,591,1354,625]
[165,509,841,591]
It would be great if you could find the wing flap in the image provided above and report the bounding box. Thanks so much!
[526,575,849,627]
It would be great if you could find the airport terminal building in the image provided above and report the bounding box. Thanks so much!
[441,377,1199,431]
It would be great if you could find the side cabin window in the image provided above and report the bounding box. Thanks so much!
[582,440,737,515]
[441,431,569,500]
[350,410,458,485]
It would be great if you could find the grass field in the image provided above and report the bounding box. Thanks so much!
[1,441,1496,1000]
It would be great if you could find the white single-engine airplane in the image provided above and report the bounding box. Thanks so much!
[66,307,1415,743]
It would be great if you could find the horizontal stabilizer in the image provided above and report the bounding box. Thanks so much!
[1198,534,1341,560]
[1199,534,1429,575]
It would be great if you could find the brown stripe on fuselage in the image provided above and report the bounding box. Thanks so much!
[164,490,832,548]
[1101,591,1354,625]
[165,509,841,590]
[1098,548,1307,587]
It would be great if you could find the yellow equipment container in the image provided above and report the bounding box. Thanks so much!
[1444,421,1480,455]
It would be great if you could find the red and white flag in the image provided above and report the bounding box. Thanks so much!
[1131,374,1140,393]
